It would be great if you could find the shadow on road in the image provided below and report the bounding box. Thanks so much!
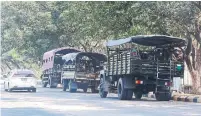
[5,91,35,93]
[57,89,99,94]
[107,96,158,102]
[1,107,65,116]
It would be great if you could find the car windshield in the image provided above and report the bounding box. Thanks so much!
[12,73,35,78]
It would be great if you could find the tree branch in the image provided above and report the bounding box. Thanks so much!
[78,41,87,52]
[185,33,192,56]
[192,46,196,70]
[92,41,99,48]
[194,18,201,44]
[4,61,12,70]
[192,1,201,11]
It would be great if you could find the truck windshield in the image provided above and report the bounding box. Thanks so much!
[63,65,75,71]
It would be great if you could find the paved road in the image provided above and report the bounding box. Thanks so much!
[1,87,201,116]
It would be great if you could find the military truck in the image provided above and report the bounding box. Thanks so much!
[61,52,106,92]
[98,35,186,101]
[41,47,80,88]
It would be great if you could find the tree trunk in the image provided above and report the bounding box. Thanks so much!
[195,46,201,93]
[185,37,201,94]
[184,8,201,94]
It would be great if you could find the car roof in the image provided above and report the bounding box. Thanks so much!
[11,69,34,74]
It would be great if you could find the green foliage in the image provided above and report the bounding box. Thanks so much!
[1,1,200,75]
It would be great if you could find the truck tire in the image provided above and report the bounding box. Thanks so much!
[134,91,142,99]
[69,80,77,93]
[99,90,108,98]
[49,77,57,88]
[126,90,133,100]
[99,78,108,98]
[118,78,133,100]
[62,79,68,91]
[42,82,48,88]
[155,92,171,101]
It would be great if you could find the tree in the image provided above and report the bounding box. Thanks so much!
[1,1,200,91]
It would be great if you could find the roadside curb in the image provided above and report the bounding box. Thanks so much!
[172,95,201,103]
[144,92,201,103]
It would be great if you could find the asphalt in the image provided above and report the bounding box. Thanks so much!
[1,86,201,116]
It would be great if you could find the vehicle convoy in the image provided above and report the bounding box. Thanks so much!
[98,35,186,101]
[61,52,107,92]
[41,47,80,88]
[4,69,37,92]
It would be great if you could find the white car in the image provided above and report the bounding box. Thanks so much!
[4,69,37,92]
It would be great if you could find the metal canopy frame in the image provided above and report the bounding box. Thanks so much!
[62,52,107,63]
[106,35,186,47]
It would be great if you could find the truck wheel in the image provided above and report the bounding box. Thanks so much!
[62,79,68,91]
[42,82,48,88]
[134,91,142,99]
[126,90,133,100]
[99,78,108,98]
[99,90,108,98]
[155,92,171,101]
[69,81,77,93]
[118,78,133,100]
[49,77,57,88]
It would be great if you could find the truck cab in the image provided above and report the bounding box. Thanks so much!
[41,47,80,88]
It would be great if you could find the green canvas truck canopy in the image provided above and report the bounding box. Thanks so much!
[106,35,186,47]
